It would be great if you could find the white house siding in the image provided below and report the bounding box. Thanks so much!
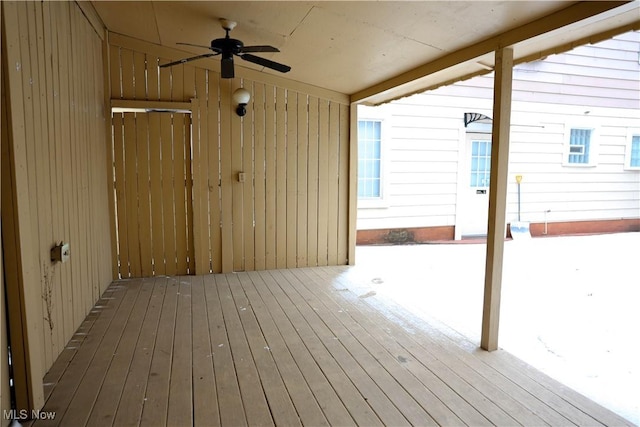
[357,31,640,238]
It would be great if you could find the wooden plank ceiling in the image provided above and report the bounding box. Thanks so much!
[91,1,640,104]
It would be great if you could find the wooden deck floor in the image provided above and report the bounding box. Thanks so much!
[35,267,631,426]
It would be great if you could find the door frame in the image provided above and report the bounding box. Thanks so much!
[454,114,493,240]
[109,99,197,279]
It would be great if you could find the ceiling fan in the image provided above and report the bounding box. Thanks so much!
[160,19,291,78]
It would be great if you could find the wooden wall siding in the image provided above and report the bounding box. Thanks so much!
[2,0,113,376]
[1,22,11,417]
[112,112,195,278]
[108,41,350,273]
[357,31,640,232]
[0,255,8,424]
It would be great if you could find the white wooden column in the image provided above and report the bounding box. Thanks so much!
[481,47,513,352]
[347,103,358,265]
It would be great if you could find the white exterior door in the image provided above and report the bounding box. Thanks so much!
[460,133,492,236]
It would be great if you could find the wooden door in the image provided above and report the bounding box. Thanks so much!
[112,112,195,278]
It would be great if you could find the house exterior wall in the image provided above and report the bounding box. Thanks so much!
[107,34,351,273]
[1,0,113,401]
[357,31,640,241]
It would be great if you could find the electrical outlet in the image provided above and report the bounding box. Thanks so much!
[51,242,70,263]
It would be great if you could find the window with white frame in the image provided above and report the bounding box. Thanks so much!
[568,128,592,164]
[564,125,598,166]
[626,133,640,169]
[470,140,492,187]
[357,120,382,199]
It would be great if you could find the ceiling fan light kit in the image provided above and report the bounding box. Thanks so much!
[160,18,291,79]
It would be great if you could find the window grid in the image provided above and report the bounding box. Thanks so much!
[358,120,382,199]
[568,128,591,164]
[470,140,491,187]
[631,135,640,168]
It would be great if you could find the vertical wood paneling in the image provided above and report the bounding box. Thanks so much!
[120,49,134,100]
[0,242,8,419]
[183,65,196,99]
[297,94,309,267]
[57,1,75,341]
[124,113,142,276]
[133,52,146,99]
[106,37,352,275]
[161,114,177,276]
[185,118,196,274]
[265,84,277,270]
[2,4,43,407]
[136,114,153,276]
[147,54,159,100]
[113,112,194,277]
[242,81,255,272]
[43,1,66,350]
[254,83,267,270]
[171,64,184,101]
[231,79,244,271]
[327,103,340,265]
[307,97,320,266]
[110,45,121,98]
[2,0,112,387]
[148,113,166,275]
[27,1,56,366]
[275,87,287,268]
[193,70,209,274]
[113,115,129,275]
[159,57,171,102]
[220,79,234,273]
[173,114,190,274]
[317,99,330,266]
[208,71,222,273]
[286,91,298,268]
[1,38,10,416]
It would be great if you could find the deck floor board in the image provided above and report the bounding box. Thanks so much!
[37,267,631,426]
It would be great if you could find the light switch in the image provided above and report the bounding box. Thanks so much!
[238,172,246,183]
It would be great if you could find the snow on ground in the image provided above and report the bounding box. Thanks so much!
[349,232,640,425]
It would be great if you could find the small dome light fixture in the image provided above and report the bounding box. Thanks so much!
[233,87,251,117]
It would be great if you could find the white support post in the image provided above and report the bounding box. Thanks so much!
[481,47,513,352]
[347,103,358,265]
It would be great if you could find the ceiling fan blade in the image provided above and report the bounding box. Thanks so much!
[221,54,234,78]
[176,42,214,50]
[159,53,218,68]
[240,54,291,73]
[241,45,280,53]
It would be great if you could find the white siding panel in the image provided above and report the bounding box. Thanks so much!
[391,172,458,184]
[358,215,455,230]
[391,127,460,141]
[390,194,458,207]
[514,70,640,91]
[513,80,637,102]
[390,160,458,173]
[390,183,458,195]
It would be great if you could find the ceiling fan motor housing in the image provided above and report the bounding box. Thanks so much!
[211,37,244,55]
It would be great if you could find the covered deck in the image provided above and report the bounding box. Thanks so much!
[35,266,629,426]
